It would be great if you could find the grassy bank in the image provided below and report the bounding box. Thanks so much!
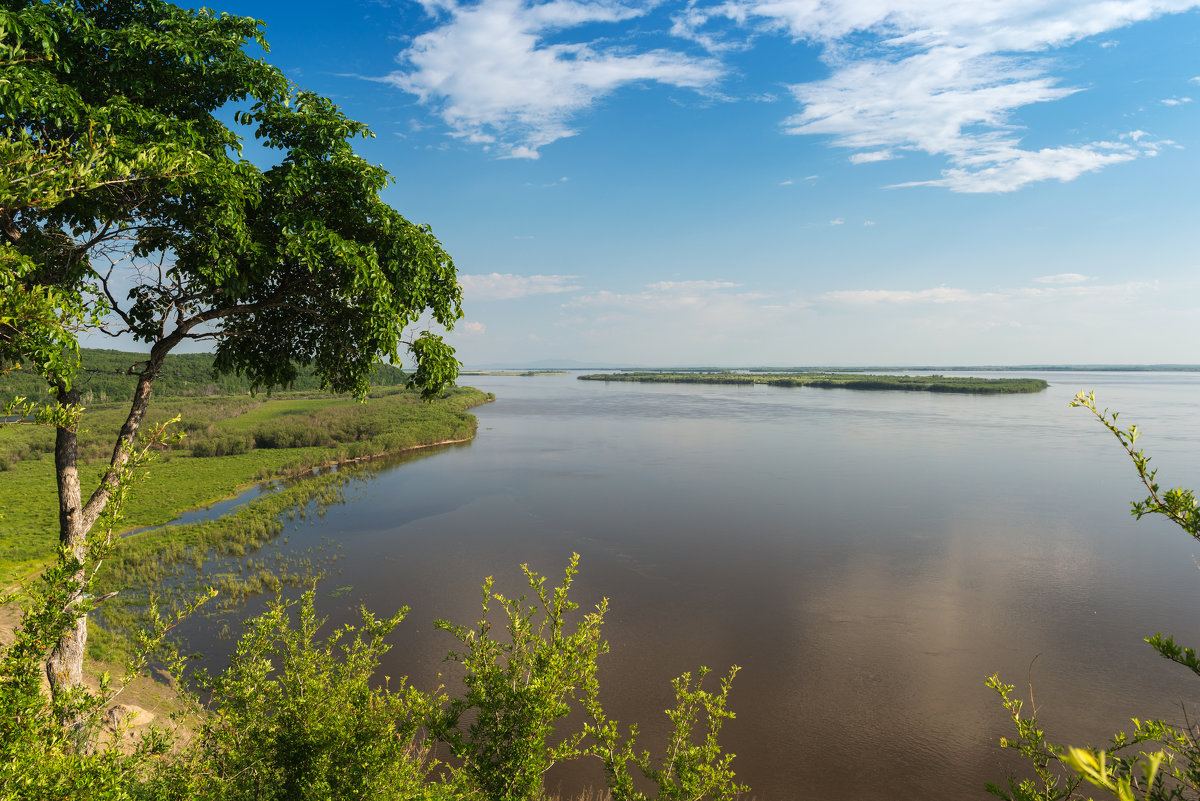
[0,383,493,588]
[579,371,1049,394]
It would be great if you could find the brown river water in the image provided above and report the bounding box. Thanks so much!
[175,371,1200,800]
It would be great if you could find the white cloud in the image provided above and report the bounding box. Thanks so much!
[378,0,722,157]
[1016,280,1158,299]
[893,143,1137,193]
[849,149,897,164]
[688,0,1200,192]
[1033,272,1090,284]
[646,280,741,291]
[819,278,1157,308]
[569,279,770,314]
[462,321,488,334]
[821,286,982,305]
[863,220,876,226]
[459,272,582,300]
[829,218,845,225]
[510,274,1175,365]
[779,179,794,185]
[1162,96,1193,105]
[560,280,807,357]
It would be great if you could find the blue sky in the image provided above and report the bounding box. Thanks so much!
[216,0,1200,366]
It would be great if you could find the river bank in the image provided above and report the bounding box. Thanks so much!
[0,385,493,588]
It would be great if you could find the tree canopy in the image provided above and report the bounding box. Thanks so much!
[0,0,463,693]
[1,0,462,399]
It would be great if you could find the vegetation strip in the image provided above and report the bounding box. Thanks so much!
[579,371,1049,394]
[0,375,493,588]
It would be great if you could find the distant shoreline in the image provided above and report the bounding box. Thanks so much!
[466,364,1200,373]
[579,371,1049,394]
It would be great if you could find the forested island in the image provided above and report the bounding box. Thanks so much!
[579,371,1049,394]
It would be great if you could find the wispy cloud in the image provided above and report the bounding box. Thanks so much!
[1016,280,1158,299]
[1033,273,1091,284]
[1162,96,1193,105]
[377,0,722,158]
[559,279,805,358]
[571,281,763,309]
[821,286,983,305]
[645,280,742,291]
[849,149,897,164]
[679,0,1200,192]
[459,272,582,300]
[819,278,1155,307]
[536,275,1170,363]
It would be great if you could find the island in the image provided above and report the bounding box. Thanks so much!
[578,371,1048,394]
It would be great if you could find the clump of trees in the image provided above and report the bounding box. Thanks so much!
[0,348,413,401]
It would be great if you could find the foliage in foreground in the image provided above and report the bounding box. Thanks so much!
[0,555,746,801]
[989,391,1200,801]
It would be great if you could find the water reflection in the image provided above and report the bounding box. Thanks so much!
[176,372,1200,800]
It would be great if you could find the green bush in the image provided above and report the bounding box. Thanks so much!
[152,594,439,801]
[1,555,746,800]
[190,435,251,458]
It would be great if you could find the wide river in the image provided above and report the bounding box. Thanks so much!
[182,371,1200,800]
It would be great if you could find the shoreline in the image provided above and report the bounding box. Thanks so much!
[1,391,495,593]
[119,432,482,542]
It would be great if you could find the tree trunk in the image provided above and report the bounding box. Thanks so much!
[45,349,166,696]
[46,385,87,694]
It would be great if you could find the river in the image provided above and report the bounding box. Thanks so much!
[178,370,1200,800]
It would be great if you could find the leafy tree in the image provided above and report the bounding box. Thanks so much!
[990,391,1200,801]
[0,0,462,698]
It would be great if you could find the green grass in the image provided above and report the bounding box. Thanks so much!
[87,468,361,664]
[579,371,1049,394]
[217,397,350,430]
[0,385,493,588]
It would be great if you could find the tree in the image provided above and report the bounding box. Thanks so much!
[0,0,463,698]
